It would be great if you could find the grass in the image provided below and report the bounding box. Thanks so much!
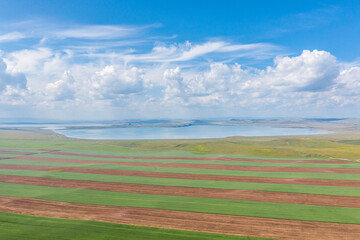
[0,154,24,158]
[31,153,360,169]
[1,182,360,224]
[41,148,327,160]
[0,212,268,240]
[2,159,360,181]
[1,169,360,196]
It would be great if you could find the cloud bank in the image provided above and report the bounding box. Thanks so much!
[0,21,359,119]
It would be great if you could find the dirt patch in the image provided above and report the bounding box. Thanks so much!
[0,196,359,240]
[13,156,360,174]
[1,164,359,188]
[0,175,358,208]
[47,151,350,164]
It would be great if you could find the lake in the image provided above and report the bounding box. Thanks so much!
[54,125,331,140]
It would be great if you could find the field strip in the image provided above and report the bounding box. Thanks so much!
[0,154,25,159]
[6,156,360,173]
[1,196,359,240]
[1,168,359,196]
[1,182,360,224]
[0,175,358,208]
[0,212,266,240]
[0,150,37,155]
[45,150,340,162]
[46,148,331,161]
[39,151,350,164]
[27,155,360,169]
[2,162,360,182]
[1,165,359,187]
[0,147,44,153]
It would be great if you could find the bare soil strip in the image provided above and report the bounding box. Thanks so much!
[0,175,358,208]
[12,156,360,174]
[0,196,359,240]
[1,164,359,188]
[46,151,349,164]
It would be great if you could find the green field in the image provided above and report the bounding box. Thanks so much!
[2,159,360,181]
[0,212,267,240]
[29,153,360,168]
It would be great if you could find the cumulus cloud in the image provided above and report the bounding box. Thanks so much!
[0,58,27,92]
[161,63,252,106]
[265,50,340,91]
[163,67,184,100]
[0,57,28,105]
[330,67,360,105]
[45,71,76,101]
[90,65,144,100]
[157,50,351,110]
[6,48,53,73]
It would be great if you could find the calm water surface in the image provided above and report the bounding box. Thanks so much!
[55,125,331,140]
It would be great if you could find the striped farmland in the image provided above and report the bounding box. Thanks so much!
[0,148,359,240]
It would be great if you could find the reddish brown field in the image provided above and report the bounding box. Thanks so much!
[1,196,359,240]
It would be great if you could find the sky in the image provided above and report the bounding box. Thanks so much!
[0,0,360,120]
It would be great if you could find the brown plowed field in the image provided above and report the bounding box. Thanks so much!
[1,175,358,208]
[1,164,359,187]
[45,151,349,164]
[1,196,359,240]
[12,156,360,174]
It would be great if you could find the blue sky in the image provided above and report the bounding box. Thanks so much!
[0,0,359,120]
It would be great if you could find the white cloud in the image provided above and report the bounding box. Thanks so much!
[126,41,280,63]
[0,57,28,105]
[0,32,26,42]
[336,67,360,94]
[3,20,157,42]
[45,71,75,101]
[90,65,145,100]
[6,48,53,73]
[161,63,253,106]
[329,67,360,105]
[156,50,358,113]
[163,67,184,101]
[265,50,340,91]
[0,17,359,119]
[0,58,27,92]
[52,25,140,39]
